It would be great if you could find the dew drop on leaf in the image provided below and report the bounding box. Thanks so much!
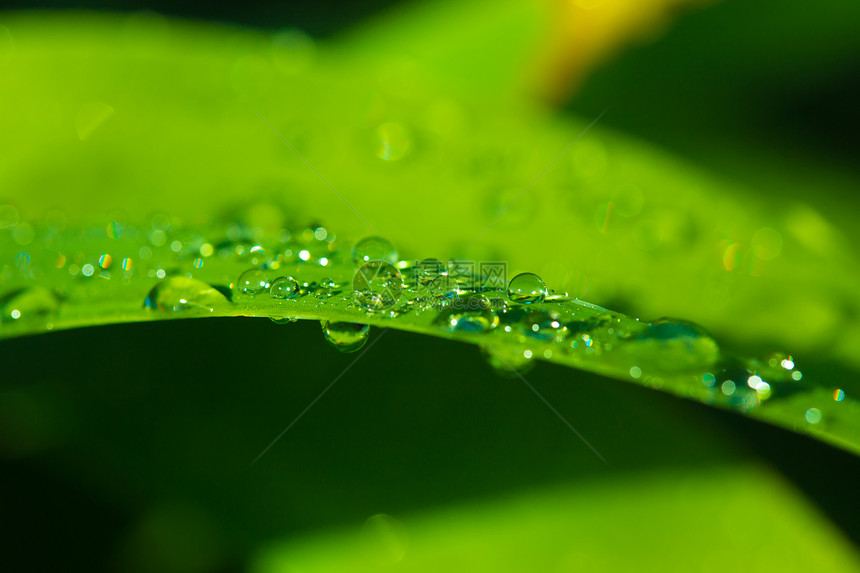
[622,318,721,372]
[353,261,403,312]
[321,320,370,353]
[143,277,230,313]
[480,344,535,377]
[236,269,271,297]
[269,276,300,299]
[0,286,60,324]
[435,293,498,333]
[507,272,548,304]
[352,236,398,265]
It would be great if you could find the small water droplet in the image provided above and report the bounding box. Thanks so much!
[321,321,370,353]
[352,236,398,265]
[269,276,300,299]
[0,286,60,324]
[353,261,403,312]
[435,293,498,333]
[144,277,230,313]
[507,272,548,304]
[236,269,271,297]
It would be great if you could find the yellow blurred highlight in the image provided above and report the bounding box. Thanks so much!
[533,0,718,102]
[722,242,741,271]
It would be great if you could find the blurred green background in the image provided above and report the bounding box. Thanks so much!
[1,0,860,571]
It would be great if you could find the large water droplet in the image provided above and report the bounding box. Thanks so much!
[413,258,445,285]
[622,318,720,372]
[352,236,398,265]
[481,345,535,377]
[269,276,300,299]
[507,272,548,304]
[236,269,271,297]
[321,321,370,353]
[496,306,563,341]
[0,286,60,324]
[353,261,403,312]
[428,274,460,305]
[435,293,498,333]
[144,277,230,313]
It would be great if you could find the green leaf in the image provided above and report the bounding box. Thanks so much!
[1,9,859,570]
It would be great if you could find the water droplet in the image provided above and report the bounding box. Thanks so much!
[106,221,123,239]
[413,258,445,285]
[353,261,403,312]
[805,408,822,424]
[0,287,60,324]
[435,293,498,333]
[0,204,20,229]
[144,277,230,313]
[495,306,563,341]
[428,274,460,304]
[271,28,316,75]
[507,272,548,304]
[481,345,535,377]
[236,269,271,297]
[361,513,408,564]
[612,318,720,373]
[321,321,370,353]
[375,122,411,161]
[352,236,398,265]
[269,276,300,299]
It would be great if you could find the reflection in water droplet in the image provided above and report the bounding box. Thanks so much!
[269,276,300,299]
[0,286,60,324]
[435,293,497,333]
[353,261,403,312]
[321,321,370,353]
[236,269,271,297]
[144,277,230,313]
[507,272,548,304]
[352,236,398,265]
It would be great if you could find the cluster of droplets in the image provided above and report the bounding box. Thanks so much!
[2,215,843,434]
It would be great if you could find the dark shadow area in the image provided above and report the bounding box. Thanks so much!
[2,318,860,571]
